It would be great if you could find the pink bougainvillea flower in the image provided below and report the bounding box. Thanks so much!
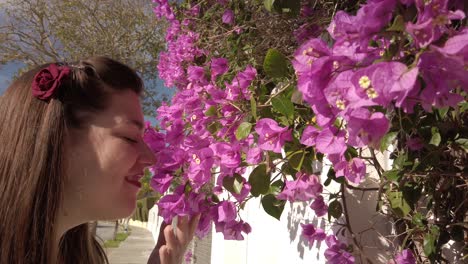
[301,223,326,246]
[150,169,173,194]
[407,136,424,151]
[158,189,188,223]
[346,108,390,148]
[395,249,416,264]
[255,118,292,153]
[246,147,263,165]
[213,143,241,168]
[350,62,419,109]
[300,125,320,147]
[187,147,215,188]
[309,195,328,217]
[324,235,355,264]
[215,201,237,223]
[187,65,207,84]
[143,123,166,154]
[211,57,229,78]
[334,157,367,184]
[222,9,234,25]
[315,127,347,156]
[277,172,323,202]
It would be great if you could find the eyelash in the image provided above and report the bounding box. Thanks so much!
[122,137,138,144]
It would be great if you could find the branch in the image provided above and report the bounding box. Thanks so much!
[341,184,374,264]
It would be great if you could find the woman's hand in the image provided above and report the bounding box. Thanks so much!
[148,215,200,264]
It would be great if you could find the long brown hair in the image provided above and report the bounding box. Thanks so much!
[0,56,143,264]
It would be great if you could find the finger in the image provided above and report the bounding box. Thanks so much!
[176,215,189,245]
[159,245,168,264]
[188,214,201,239]
[164,224,179,249]
[156,221,169,247]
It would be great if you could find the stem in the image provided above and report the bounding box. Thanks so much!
[264,81,292,105]
[344,183,379,192]
[341,184,374,264]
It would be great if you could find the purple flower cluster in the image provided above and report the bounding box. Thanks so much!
[149,1,268,241]
[394,249,416,264]
[293,0,467,185]
[324,235,355,264]
[149,0,466,261]
[301,223,326,246]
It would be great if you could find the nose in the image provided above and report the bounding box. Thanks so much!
[139,142,157,166]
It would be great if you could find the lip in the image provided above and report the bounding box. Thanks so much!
[125,174,143,188]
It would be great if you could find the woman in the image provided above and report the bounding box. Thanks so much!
[0,56,198,264]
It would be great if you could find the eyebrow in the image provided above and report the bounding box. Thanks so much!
[125,119,144,131]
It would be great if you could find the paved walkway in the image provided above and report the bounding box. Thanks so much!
[97,222,156,264]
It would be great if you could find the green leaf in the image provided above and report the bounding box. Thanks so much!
[235,122,252,141]
[207,121,221,135]
[205,106,217,117]
[423,226,439,257]
[455,138,468,152]
[272,0,301,16]
[436,107,449,119]
[387,15,405,31]
[261,194,285,220]
[248,164,270,197]
[328,200,343,219]
[263,48,289,78]
[459,101,468,112]
[290,89,303,104]
[288,150,305,171]
[383,169,401,182]
[271,95,294,120]
[269,180,284,195]
[402,183,422,210]
[263,0,275,11]
[394,153,408,169]
[388,191,411,217]
[184,182,192,195]
[250,96,258,120]
[412,212,425,227]
[223,174,244,195]
[380,131,398,152]
[429,127,441,146]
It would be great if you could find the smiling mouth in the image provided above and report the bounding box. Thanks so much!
[125,175,142,188]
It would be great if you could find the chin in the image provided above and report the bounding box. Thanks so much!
[102,198,137,220]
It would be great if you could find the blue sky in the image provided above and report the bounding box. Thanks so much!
[0,62,23,94]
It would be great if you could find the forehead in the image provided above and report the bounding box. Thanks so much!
[92,90,144,130]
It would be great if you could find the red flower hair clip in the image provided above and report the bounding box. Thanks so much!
[32,64,71,101]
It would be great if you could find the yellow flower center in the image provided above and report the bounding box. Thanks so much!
[195,158,201,164]
[302,47,314,56]
[333,61,339,69]
[191,114,197,121]
[366,87,379,99]
[359,76,371,89]
[336,99,346,110]
[358,129,368,138]
[434,15,447,26]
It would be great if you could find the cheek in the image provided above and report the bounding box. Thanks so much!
[102,142,139,171]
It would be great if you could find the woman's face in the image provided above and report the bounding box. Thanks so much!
[64,90,156,222]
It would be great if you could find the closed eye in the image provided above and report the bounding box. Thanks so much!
[122,137,138,144]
